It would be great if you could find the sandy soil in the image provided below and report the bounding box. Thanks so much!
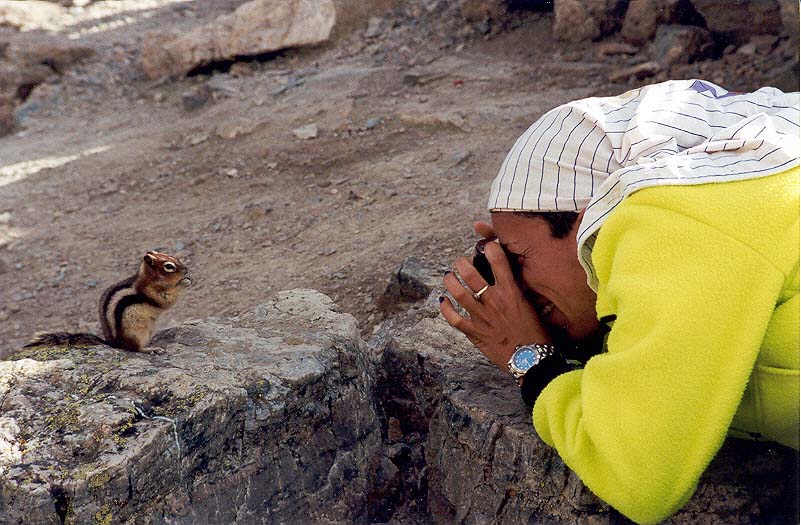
[0,1,796,355]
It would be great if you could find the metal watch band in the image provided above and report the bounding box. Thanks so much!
[507,343,557,384]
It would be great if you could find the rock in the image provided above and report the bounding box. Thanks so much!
[553,0,600,42]
[181,85,210,111]
[0,290,389,524]
[779,0,799,50]
[608,60,662,82]
[205,75,240,98]
[621,0,680,45]
[328,0,395,39]
[271,76,305,96]
[10,40,95,74]
[0,0,64,31]
[292,122,319,140]
[398,112,467,132]
[596,41,640,58]
[186,131,210,147]
[141,0,336,79]
[365,117,381,129]
[382,256,448,306]
[0,63,54,105]
[651,25,714,66]
[228,61,253,77]
[216,118,258,140]
[553,0,628,42]
[745,34,781,55]
[364,16,383,38]
[459,0,507,21]
[450,150,472,167]
[371,309,800,523]
[690,0,783,45]
[0,101,14,137]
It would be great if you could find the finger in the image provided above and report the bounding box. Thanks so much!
[474,221,496,239]
[444,269,481,309]
[483,240,517,289]
[453,256,489,298]
[439,295,476,334]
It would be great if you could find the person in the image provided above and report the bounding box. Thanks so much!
[439,79,799,524]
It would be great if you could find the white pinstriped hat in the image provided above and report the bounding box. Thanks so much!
[487,79,800,289]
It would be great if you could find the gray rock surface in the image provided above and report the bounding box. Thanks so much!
[0,290,387,524]
[371,293,799,524]
[381,255,449,309]
[2,287,797,523]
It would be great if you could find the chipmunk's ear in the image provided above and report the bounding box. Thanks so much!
[143,252,157,267]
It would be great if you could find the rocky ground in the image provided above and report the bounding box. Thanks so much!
[0,0,799,355]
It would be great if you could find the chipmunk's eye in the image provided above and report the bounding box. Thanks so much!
[163,262,177,272]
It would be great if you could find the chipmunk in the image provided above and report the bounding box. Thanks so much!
[25,251,192,353]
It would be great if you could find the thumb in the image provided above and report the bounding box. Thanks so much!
[474,221,496,240]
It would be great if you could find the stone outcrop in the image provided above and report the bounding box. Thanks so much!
[141,0,337,79]
[0,31,93,136]
[2,286,798,523]
[620,0,698,45]
[690,0,783,45]
[553,0,629,42]
[370,283,800,523]
[651,24,714,66]
[0,290,389,524]
[556,0,789,49]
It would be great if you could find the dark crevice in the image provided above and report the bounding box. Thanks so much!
[50,485,70,524]
[186,50,286,77]
[507,0,554,12]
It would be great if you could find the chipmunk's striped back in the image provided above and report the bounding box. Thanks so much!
[24,251,191,354]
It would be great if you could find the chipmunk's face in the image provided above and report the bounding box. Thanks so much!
[142,251,192,288]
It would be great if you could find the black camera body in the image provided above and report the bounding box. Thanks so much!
[472,238,521,286]
[472,238,498,285]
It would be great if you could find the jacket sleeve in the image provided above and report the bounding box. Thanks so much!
[532,201,785,524]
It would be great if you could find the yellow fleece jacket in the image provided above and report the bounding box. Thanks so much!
[532,167,800,524]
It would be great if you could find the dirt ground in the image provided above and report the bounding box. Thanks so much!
[0,1,797,355]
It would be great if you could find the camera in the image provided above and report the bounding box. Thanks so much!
[472,238,521,286]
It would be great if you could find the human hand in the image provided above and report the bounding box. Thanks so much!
[474,221,495,240]
[439,239,552,371]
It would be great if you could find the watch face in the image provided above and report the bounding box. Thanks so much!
[512,347,540,370]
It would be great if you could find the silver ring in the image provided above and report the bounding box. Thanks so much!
[472,285,489,301]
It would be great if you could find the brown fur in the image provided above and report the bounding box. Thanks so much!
[25,251,191,353]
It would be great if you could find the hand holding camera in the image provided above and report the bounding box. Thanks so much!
[439,222,551,372]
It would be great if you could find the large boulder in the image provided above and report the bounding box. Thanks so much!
[690,0,783,45]
[650,24,714,66]
[371,294,800,523]
[553,0,628,42]
[0,290,389,524]
[141,0,337,79]
[621,0,690,45]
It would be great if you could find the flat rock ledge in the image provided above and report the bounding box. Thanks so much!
[0,290,386,524]
[1,288,798,524]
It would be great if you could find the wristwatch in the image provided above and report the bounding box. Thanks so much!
[507,343,557,385]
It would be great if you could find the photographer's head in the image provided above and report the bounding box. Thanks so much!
[490,210,600,343]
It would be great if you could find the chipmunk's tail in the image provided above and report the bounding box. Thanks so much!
[24,332,106,348]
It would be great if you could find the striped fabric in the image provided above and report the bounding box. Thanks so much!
[487,79,800,290]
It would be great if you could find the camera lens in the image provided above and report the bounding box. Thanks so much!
[473,239,496,285]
